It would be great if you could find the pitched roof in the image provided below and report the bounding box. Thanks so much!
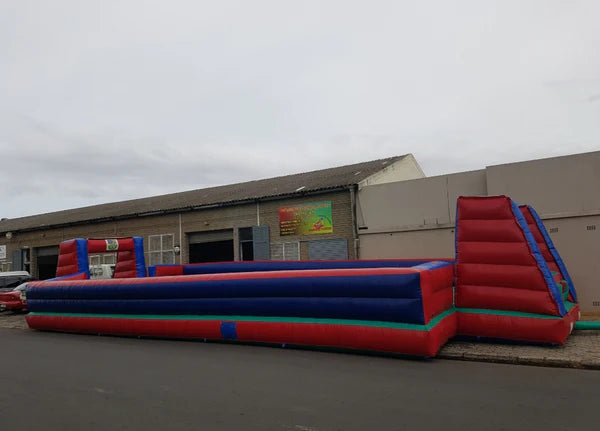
[1,155,406,233]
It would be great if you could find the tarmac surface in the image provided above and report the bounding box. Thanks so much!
[1,326,599,431]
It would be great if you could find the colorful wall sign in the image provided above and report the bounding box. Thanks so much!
[279,201,333,236]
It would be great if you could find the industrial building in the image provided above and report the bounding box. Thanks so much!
[0,155,424,279]
[0,150,598,313]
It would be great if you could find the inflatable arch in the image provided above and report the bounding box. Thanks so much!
[55,237,146,280]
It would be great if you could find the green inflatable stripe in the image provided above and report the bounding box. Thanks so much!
[457,301,576,320]
[29,308,456,332]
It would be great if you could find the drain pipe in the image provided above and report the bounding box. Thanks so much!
[349,186,359,259]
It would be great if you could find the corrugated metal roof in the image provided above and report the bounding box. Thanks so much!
[0,156,406,233]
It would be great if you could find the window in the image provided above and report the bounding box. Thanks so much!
[239,227,254,261]
[0,262,12,272]
[22,249,30,273]
[271,242,300,260]
[147,234,175,266]
[89,253,116,267]
[238,226,270,261]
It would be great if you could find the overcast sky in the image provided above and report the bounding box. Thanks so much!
[1,0,599,219]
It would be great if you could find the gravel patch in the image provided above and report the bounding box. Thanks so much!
[0,311,29,330]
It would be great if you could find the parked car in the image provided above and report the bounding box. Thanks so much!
[0,282,29,312]
[89,264,115,279]
[0,271,32,291]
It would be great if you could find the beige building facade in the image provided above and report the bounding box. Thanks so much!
[357,151,600,313]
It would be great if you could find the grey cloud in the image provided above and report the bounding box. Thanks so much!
[1,1,600,218]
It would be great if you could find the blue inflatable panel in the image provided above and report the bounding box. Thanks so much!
[26,274,423,301]
[220,322,238,340]
[511,201,566,316]
[75,239,89,277]
[133,236,147,278]
[45,271,89,282]
[27,297,426,324]
[528,206,577,301]
[174,260,446,275]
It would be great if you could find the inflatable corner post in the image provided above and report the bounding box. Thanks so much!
[455,196,579,344]
[54,237,146,280]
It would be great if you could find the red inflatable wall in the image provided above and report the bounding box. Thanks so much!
[455,196,561,316]
[55,240,82,277]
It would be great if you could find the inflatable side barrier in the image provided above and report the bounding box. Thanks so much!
[26,261,456,357]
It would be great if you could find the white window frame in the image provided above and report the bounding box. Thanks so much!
[147,234,175,266]
[89,253,116,267]
[270,241,300,261]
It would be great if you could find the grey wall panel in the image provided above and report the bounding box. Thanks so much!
[486,151,600,216]
[252,225,270,260]
[357,170,486,231]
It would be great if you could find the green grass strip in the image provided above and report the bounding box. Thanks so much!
[28,308,455,331]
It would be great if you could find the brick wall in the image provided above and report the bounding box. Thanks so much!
[0,190,356,277]
[259,192,355,259]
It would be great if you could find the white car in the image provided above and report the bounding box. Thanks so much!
[89,264,115,279]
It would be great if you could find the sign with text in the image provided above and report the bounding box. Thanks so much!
[279,201,333,236]
[0,245,5,260]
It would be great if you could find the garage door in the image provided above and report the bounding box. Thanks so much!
[188,229,233,244]
[308,238,348,260]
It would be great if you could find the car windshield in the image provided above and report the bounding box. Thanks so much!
[13,283,29,292]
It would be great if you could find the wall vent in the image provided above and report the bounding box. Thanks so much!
[593,301,600,307]
[549,227,559,233]
[586,225,596,231]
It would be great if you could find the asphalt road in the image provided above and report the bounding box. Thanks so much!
[1,328,598,431]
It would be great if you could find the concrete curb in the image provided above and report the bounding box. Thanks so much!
[438,351,600,370]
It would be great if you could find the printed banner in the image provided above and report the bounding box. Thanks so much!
[279,201,333,236]
[105,239,119,251]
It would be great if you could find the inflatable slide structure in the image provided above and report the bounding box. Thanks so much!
[455,196,579,344]
[25,195,579,357]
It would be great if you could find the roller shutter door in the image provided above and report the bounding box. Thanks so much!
[308,239,348,260]
[188,229,233,244]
